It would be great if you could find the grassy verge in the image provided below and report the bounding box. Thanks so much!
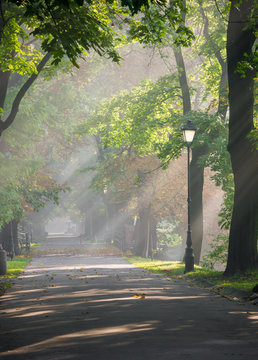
[0,255,31,296]
[125,256,258,294]
[6,255,31,275]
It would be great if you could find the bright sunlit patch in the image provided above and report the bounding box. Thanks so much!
[82,264,134,269]
[19,274,44,279]
[15,310,54,318]
[229,311,258,324]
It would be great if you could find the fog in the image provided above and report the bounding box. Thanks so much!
[0,42,226,267]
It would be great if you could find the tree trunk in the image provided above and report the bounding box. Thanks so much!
[150,217,157,251]
[173,46,205,264]
[190,146,208,264]
[0,222,14,255]
[0,70,10,110]
[217,62,228,119]
[173,48,191,115]
[134,205,152,257]
[225,0,257,274]
[12,219,20,255]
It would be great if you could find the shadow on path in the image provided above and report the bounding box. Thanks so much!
[0,238,257,360]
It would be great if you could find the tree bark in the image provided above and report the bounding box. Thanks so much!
[0,70,11,111]
[0,222,14,255]
[134,205,152,257]
[173,48,191,114]
[225,0,257,274]
[12,219,20,255]
[190,146,208,263]
[150,217,157,252]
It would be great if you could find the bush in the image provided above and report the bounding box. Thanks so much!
[201,235,228,269]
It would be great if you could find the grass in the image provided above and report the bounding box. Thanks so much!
[6,255,31,275]
[125,256,258,293]
[0,255,31,296]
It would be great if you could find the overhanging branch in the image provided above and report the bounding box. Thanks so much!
[0,52,52,136]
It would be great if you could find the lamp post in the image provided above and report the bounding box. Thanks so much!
[182,120,196,273]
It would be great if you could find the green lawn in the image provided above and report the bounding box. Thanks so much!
[6,255,31,275]
[125,256,258,293]
[0,255,31,296]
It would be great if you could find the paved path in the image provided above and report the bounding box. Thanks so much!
[0,238,257,360]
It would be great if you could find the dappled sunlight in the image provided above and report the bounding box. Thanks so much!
[15,310,55,318]
[1,251,257,359]
[90,294,207,303]
[0,322,158,356]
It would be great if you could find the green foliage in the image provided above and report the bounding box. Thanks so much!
[201,235,229,270]
[127,1,194,47]
[235,48,258,78]
[158,111,221,167]
[0,185,23,230]
[180,110,234,232]
[157,218,182,247]
[3,1,125,68]
[0,15,42,75]
[19,176,68,212]
[0,173,68,231]
[87,74,184,158]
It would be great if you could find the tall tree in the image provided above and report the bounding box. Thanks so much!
[225,0,257,274]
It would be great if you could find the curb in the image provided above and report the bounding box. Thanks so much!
[185,277,257,305]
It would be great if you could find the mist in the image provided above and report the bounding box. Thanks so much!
[0,39,227,268]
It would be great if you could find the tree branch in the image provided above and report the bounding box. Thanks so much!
[0,52,52,136]
[197,0,226,69]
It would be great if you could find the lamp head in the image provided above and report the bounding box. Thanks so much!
[182,120,196,144]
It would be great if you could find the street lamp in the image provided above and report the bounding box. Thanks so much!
[182,120,196,273]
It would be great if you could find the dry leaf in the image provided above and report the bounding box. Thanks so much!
[133,293,146,299]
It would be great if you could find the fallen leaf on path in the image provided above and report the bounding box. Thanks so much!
[133,293,146,299]
[51,285,56,287]
[81,311,89,315]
